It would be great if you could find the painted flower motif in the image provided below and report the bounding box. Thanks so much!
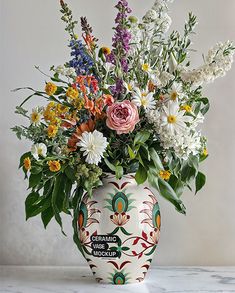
[79,227,90,245]
[140,189,161,230]
[106,100,140,134]
[31,143,47,160]
[161,101,193,135]
[132,88,155,111]
[77,130,108,165]
[150,228,160,244]
[78,196,100,229]
[110,212,130,226]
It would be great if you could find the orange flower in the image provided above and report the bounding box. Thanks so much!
[103,94,114,106]
[148,80,156,92]
[23,157,31,171]
[48,160,61,172]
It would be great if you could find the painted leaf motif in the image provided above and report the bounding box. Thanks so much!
[132,251,138,256]
[141,242,148,249]
[142,231,148,240]
[133,237,140,245]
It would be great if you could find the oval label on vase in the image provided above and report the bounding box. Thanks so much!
[91,235,120,258]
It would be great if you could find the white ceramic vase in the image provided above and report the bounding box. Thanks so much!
[77,174,161,284]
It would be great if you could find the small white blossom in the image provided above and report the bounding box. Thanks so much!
[31,143,47,160]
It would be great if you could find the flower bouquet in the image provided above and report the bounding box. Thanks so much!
[12,0,234,284]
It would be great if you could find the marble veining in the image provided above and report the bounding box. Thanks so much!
[0,266,235,293]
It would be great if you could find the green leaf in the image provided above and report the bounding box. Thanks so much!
[104,158,116,172]
[128,146,136,160]
[30,165,43,175]
[51,174,66,235]
[134,131,150,145]
[195,172,206,194]
[135,164,147,185]
[25,192,50,220]
[115,166,123,179]
[158,178,186,214]
[28,173,42,189]
[120,227,132,235]
[149,148,164,170]
[41,207,54,229]
[65,166,76,182]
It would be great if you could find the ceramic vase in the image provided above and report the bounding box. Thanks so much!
[77,174,161,284]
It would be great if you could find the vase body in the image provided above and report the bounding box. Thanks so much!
[77,174,161,284]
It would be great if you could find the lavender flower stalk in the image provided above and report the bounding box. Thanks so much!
[108,0,132,96]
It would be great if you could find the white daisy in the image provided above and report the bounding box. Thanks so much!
[30,107,43,126]
[132,87,156,111]
[124,81,135,94]
[161,101,193,135]
[166,82,184,102]
[77,130,108,165]
[31,143,47,160]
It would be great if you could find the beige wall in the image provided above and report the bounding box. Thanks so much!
[1,0,235,266]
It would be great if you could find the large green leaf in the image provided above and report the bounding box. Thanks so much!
[195,172,206,194]
[28,173,42,189]
[25,192,50,220]
[148,172,186,214]
[158,178,186,214]
[51,174,66,235]
[149,148,164,171]
[41,207,54,229]
[134,131,150,145]
[135,164,147,185]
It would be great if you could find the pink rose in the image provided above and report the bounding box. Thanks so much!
[106,100,140,134]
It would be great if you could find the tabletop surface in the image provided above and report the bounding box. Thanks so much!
[0,266,235,293]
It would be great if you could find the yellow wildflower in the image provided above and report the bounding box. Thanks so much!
[23,157,31,171]
[56,104,69,114]
[101,47,111,55]
[142,63,150,72]
[202,148,208,156]
[47,124,58,138]
[181,105,192,113]
[48,160,61,172]
[159,170,171,180]
[66,87,79,100]
[45,82,57,96]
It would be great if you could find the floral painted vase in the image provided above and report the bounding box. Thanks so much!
[77,174,161,284]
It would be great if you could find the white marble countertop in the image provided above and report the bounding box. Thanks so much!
[0,266,235,293]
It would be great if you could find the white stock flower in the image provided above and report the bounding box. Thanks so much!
[55,65,66,75]
[181,41,235,85]
[161,101,193,135]
[77,130,108,165]
[143,9,158,23]
[65,67,76,77]
[132,88,156,111]
[31,143,47,160]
